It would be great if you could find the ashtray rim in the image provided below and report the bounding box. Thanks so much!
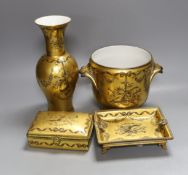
[94,107,174,145]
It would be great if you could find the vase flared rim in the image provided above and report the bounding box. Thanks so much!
[35,15,71,27]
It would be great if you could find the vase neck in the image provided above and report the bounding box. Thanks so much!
[41,25,67,56]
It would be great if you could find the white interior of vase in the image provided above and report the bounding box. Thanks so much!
[91,45,152,69]
[35,15,71,26]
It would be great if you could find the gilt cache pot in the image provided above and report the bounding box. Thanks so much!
[80,45,163,109]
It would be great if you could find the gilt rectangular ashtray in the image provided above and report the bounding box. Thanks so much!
[27,111,93,151]
[94,107,173,153]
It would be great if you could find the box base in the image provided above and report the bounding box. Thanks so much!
[28,136,90,151]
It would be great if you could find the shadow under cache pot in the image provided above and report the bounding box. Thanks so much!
[93,134,171,161]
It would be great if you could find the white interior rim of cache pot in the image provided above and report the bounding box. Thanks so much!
[91,45,152,69]
[35,15,71,27]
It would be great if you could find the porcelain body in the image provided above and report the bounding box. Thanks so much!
[80,45,162,109]
[36,16,78,111]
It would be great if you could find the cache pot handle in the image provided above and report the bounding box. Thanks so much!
[150,63,163,82]
[79,64,98,89]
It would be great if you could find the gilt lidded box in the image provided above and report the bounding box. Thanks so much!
[27,111,93,151]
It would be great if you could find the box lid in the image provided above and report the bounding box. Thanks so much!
[27,111,93,140]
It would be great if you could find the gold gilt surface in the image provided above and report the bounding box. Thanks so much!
[80,57,163,109]
[28,111,93,139]
[36,23,78,111]
[94,108,173,146]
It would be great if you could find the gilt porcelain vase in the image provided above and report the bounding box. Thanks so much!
[35,15,78,111]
